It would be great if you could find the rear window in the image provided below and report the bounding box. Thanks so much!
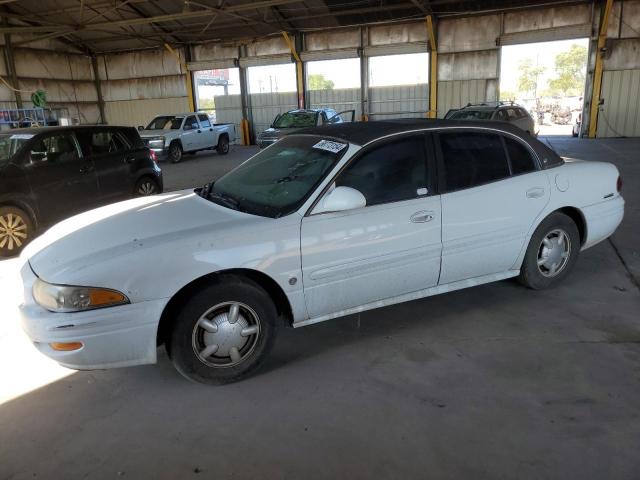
[439,132,510,192]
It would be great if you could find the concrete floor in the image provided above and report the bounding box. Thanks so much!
[0,138,639,480]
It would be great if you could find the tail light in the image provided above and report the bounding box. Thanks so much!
[617,175,622,193]
[149,150,158,163]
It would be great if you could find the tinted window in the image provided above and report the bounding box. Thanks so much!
[184,115,199,130]
[449,110,494,120]
[146,116,182,130]
[495,110,508,121]
[336,136,427,206]
[505,137,536,175]
[79,131,129,156]
[439,132,510,192]
[30,134,78,164]
[273,111,317,128]
[198,114,211,128]
[506,108,518,120]
[0,133,32,166]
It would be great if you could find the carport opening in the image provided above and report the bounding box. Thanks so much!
[194,68,241,123]
[499,38,589,137]
[306,58,361,118]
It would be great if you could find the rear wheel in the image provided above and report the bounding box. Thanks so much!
[0,206,34,258]
[168,141,183,163]
[168,276,278,384]
[135,177,160,196]
[518,212,580,289]
[216,135,229,155]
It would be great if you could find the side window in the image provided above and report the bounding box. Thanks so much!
[89,131,129,155]
[184,115,198,130]
[336,136,427,206]
[30,134,79,164]
[438,132,510,192]
[198,114,211,128]
[504,137,536,175]
[495,110,508,121]
[506,108,517,120]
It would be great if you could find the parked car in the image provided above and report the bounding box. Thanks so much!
[257,108,355,148]
[139,112,236,163]
[445,102,536,135]
[19,119,623,384]
[0,125,162,257]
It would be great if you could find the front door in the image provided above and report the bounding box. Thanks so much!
[25,132,99,226]
[197,114,214,149]
[435,129,550,284]
[301,134,442,320]
[182,115,200,151]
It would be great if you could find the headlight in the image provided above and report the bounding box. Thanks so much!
[33,278,129,313]
[148,136,165,147]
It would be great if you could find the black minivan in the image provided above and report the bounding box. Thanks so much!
[0,125,163,257]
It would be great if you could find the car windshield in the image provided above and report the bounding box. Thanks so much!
[145,116,183,130]
[208,135,348,218]
[449,110,494,120]
[0,133,33,166]
[272,111,318,129]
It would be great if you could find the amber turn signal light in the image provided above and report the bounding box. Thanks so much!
[50,342,83,351]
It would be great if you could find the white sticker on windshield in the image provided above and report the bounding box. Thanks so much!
[312,139,347,154]
[10,134,34,139]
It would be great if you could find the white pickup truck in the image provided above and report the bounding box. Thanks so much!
[138,112,236,163]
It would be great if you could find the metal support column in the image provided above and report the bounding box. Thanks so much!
[360,26,369,121]
[282,31,305,110]
[165,43,195,112]
[426,15,438,119]
[91,55,106,124]
[2,17,22,109]
[588,0,613,138]
[238,45,254,145]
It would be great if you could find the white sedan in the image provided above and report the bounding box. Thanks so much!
[18,120,624,384]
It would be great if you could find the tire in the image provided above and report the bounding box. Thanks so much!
[572,130,579,138]
[135,177,160,196]
[216,135,230,155]
[168,275,278,384]
[168,141,183,163]
[0,206,34,258]
[518,212,580,290]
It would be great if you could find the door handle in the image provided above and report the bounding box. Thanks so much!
[526,187,545,198]
[410,211,434,223]
[79,164,93,174]
[124,156,135,163]
[209,128,213,131]
[197,129,202,133]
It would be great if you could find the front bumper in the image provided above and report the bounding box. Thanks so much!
[19,263,168,370]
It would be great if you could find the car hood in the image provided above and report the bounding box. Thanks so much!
[139,129,175,138]
[260,127,305,138]
[24,190,271,285]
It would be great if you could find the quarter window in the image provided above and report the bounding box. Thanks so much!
[336,136,427,206]
[439,132,510,192]
[505,137,536,175]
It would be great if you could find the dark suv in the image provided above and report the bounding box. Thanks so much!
[0,125,163,257]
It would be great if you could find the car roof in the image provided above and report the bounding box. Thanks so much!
[2,125,132,135]
[296,118,531,145]
[284,108,332,114]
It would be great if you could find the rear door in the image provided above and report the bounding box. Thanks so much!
[197,114,215,149]
[301,134,442,319]
[181,115,200,151]
[435,129,550,284]
[25,131,99,226]
[77,128,135,203]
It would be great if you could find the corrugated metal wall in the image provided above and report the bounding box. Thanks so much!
[210,95,243,132]
[369,84,428,119]
[597,69,640,137]
[438,79,497,117]
[308,88,361,119]
[104,97,190,128]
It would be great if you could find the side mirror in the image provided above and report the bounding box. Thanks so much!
[313,186,366,214]
[137,125,144,131]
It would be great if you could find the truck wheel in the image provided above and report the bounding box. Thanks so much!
[168,275,278,384]
[0,206,34,258]
[216,135,229,155]
[168,141,183,163]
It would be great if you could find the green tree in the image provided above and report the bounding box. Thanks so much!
[308,74,334,90]
[199,97,215,110]
[517,58,545,98]
[500,89,517,101]
[547,44,587,97]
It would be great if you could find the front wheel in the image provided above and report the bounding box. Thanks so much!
[168,276,278,384]
[135,177,160,196]
[168,141,183,163]
[0,206,34,258]
[518,212,580,290]
[216,135,229,155]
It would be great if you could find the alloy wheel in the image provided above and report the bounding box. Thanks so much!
[0,213,28,252]
[537,228,571,277]
[137,181,157,195]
